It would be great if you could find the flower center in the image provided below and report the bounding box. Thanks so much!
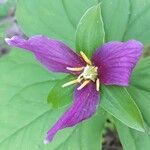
[78,65,98,82]
[62,51,100,91]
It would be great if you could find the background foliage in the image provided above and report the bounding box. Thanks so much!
[0,0,150,149]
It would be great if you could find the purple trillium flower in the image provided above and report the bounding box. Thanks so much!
[5,35,143,144]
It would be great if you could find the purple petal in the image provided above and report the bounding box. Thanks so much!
[44,82,99,144]
[5,35,85,73]
[92,40,143,86]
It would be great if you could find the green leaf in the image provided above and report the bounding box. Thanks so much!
[100,0,130,41]
[123,0,150,44]
[16,0,150,45]
[127,58,150,126]
[47,75,75,108]
[16,0,130,47]
[16,0,99,48]
[0,49,106,149]
[0,105,106,150]
[101,85,145,132]
[115,119,150,150]
[76,4,105,57]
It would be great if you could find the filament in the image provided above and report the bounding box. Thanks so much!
[80,51,92,65]
[62,79,79,87]
[77,80,90,90]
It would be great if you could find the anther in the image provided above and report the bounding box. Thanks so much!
[96,78,100,91]
[80,51,92,65]
[66,67,84,71]
[62,52,100,91]
[77,80,90,90]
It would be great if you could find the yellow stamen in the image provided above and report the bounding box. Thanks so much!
[77,80,90,90]
[96,78,100,91]
[80,51,92,65]
[62,51,100,91]
[62,79,79,88]
[66,67,84,71]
